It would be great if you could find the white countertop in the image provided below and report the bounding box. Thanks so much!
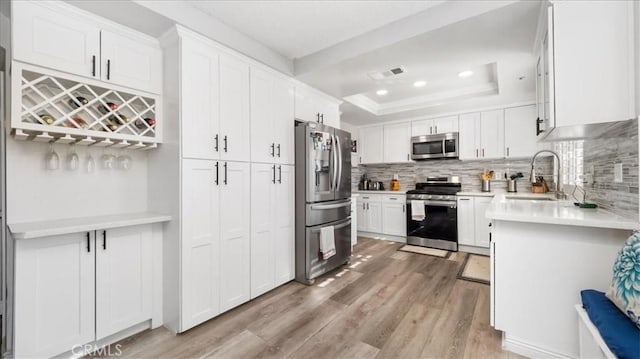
[486,193,638,230]
[9,212,172,240]
[457,191,496,197]
[353,190,406,195]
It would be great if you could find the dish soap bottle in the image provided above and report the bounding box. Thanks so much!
[390,174,400,191]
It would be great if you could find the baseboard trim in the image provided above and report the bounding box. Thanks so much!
[64,320,152,359]
[357,232,406,243]
[503,333,573,359]
[459,245,489,256]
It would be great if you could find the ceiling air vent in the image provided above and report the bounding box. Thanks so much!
[367,66,407,80]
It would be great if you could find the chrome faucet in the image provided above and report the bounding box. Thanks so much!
[530,150,566,199]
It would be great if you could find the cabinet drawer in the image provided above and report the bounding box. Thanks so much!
[359,194,382,202]
[382,194,406,202]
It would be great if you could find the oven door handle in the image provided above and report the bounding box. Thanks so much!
[407,200,457,208]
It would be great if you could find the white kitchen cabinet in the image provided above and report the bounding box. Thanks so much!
[357,199,367,232]
[14,224,155,358]
[12,1,162,94]
[412,116,459,136]
[219,55,251,162]
[479,110,505,160]
[181,38,220,160]
[15,232,96,358]
[250,68,295,165]
[456,197,475,246]
[294,85,341,128]
[504,105,538,158]
[351,197,358,246]
[474,197,492,248]
[458,111,504,160]
[96,225,153,340]
[359,126,384,164]
[457,195,492,249]
[366,201,382,234]
[458,112,480,160]
[100,29,162,94]
[537,1,634,139]
[220,161,251,311]
[383,122,412,163]
[381,195,406,236]
[250,163,294,297]
[181,159,221,329]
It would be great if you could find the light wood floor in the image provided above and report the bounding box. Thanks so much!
[96,237,524,359]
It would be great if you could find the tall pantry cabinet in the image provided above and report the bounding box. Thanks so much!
[152,26,295,333]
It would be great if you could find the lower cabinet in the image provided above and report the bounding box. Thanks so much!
[357,193,406,237]
[250,163,294,299]
[181,159,251,329]
[457,196,492,248]
[14,225,153,358]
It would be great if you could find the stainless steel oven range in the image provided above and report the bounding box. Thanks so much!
[406,177,461,251]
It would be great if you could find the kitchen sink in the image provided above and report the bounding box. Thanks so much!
[504,195,555,201]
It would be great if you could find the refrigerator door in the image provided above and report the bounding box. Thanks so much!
[304,217,351,282]
[334,128,352,200]
[305,199,351,227]
[303,123,336,202]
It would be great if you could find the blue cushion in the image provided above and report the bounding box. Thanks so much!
[581,290,640,359]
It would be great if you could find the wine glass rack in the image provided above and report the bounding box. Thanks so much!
[11,63,162,150]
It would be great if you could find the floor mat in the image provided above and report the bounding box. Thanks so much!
[458,253,490,285]
[398,245,451,258]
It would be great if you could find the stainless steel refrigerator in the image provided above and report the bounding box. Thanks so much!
[295,121,351,285]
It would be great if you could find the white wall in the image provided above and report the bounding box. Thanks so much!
[5,140,149,223]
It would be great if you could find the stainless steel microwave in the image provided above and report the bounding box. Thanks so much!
[411,132,459,160]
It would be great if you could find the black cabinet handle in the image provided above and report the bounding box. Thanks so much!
[272,165,276,184]
[223,162,228,185]
[320,114,324,124]
[86,232,91,252]
[507,147,510,157]
[402,204,405,213]
[316,113,320,123]
[215,162,219,185]
[476,149,479,158]
[223,136,228,152]
[102,230,107,250]
[215,134,219,152]
[536,117,544,136]
[276,144,281,157]
[106,59,111,80]
[270,143,275,157]
[92,55,96,77]
[278,165,282,184]
[482,148,485,157]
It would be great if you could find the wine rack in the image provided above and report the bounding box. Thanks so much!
[11,62,161,149]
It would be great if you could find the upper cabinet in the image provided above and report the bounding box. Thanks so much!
[250,68,295,165]
[504,105,538,158]
[359,126,384,164]
[458,110,504,160]
[13,1,162,95]
[537,1,634,139]
[411,115,459,136]
[219,54,251,162]
[383,122,412,163]
[294,85,341,128]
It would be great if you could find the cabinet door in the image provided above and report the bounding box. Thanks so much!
[250,69,275,164]
[220,161,251,311]
[474,197,492,248]
[367,201,383,233]
[273,79,295,165]
[181,39,220,160]
[383,122,412,163]
[12,1,100,80]
[100,30,162,94]
[457,197,475,246]
[458,113,480,160]
[15,232,95,358]
[219,55,251,162]
[357,200,368,232]
[432,116,459,134]
[96,225,152,339]
[181,159,220,330]
[359,126,384,164]
[479,110,505,160]
[250,163,275,298]
[294,86,318,123]
[381,201,406,236]
[274,165,295,286]
[320,100,341,128]
[412,119,433,136]
[505,105,537,159]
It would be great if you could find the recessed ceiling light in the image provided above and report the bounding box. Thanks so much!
[413,80,427,88]
[458,70,473,78]
[376,89,388,96]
